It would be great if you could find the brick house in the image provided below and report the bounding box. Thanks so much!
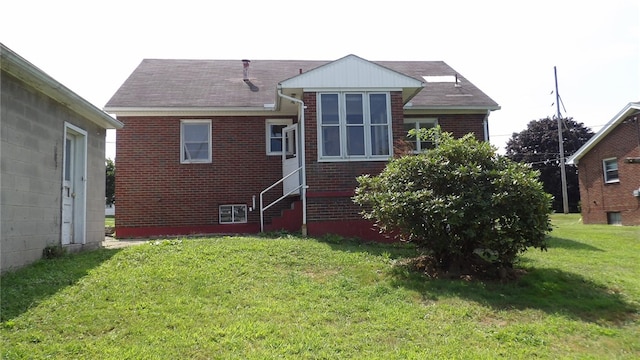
[1,44,123,272]
[568,102,640,225]
[105,54,499,240]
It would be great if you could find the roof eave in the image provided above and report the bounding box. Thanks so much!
[1,43,123,130]
[567,102,640,165]
[103,106,288,117]
[404,105,501,112]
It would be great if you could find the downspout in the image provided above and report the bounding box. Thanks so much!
[277,90,308,236]
[483,109,490,142]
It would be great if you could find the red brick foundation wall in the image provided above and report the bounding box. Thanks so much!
[577,119,640,225]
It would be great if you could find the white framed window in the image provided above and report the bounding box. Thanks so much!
[266,119,293,155]
[603,158,619,183]
[181,119,211,163]
[403,118,438,153]
[219,204,247,224]
[317,92,392,161]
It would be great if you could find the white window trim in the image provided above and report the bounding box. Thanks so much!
[180,119,212,164]
[403,118,438,153]
[266,119,293,155]
[219,204,248,224]
[602,157,619,183]
[317,92,393,162]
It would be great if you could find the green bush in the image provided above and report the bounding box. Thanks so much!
[353,128,552,272]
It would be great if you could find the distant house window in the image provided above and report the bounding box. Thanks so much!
[607,212,622,225]
[317,92,392,161]
[603,158,619,183]
[219,204,247,224]
[266,119,293,155]
[181,120,211,163]
[403,118,438,153]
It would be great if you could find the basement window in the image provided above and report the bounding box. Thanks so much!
[607,212,622,225]
[219,204,247,224]
[603,158,619,183]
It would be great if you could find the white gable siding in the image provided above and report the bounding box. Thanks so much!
[279,55,424,90]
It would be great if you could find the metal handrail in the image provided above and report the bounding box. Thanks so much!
[260,166,303,232]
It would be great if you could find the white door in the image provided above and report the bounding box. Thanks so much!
[282,124,301,196]
[61,136,74,244]
[62,124,87,245]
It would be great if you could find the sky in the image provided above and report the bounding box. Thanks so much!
[2,0,639,159]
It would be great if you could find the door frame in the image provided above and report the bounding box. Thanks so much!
[62,122,88,245]
[282,123,301,196]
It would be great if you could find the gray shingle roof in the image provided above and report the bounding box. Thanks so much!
[105,57,499,110]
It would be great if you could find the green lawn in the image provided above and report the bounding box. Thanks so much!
[2,214,639,359]
[105,215,114,228]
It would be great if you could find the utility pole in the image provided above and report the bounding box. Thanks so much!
[554,66,569,214]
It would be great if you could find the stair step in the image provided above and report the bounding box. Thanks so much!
[265,200,303,232]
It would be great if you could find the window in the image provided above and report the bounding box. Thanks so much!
[607,212,622,225]
[603,158,619,183]
[318,92,392,161]
[266,119,292,155]
[404,118,438,153]
[219,204,247,224]
[181,120,211,163]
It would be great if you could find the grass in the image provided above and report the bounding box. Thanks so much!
[1,214,639,359]
[105,215,114,228]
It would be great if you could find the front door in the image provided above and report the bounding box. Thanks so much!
[282,124,301,196]
[61,124,87,245]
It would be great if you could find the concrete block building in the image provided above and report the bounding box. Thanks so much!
[1,43,123,272]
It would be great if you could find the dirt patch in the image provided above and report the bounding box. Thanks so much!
[102,236,148,249]
[397,254,526,282]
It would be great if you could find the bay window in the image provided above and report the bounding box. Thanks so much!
[318,92,392,161]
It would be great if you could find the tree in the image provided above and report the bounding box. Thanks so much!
[505,117,594,212]
[106,158,115,205]
[353,128,552,277]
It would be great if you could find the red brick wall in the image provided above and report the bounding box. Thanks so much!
[115,96,492,238]
[115,115,294,236]
[425,113,486,140]
[577,119,640,225]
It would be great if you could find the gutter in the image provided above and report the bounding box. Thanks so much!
[277,90,308,236]
[102,106,284,117]
[483,109,490,142]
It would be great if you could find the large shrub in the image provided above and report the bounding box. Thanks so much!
[353,129,552,272]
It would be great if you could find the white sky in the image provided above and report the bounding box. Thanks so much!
[2,0,639,159]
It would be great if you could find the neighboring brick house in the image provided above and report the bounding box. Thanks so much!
[568,102,640,226]
[1,44,123,272]
[105,54,499,240]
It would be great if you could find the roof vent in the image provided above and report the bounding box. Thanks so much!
[242,59,250,80]
[241,59,259,92]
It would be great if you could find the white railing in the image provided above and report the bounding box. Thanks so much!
[260,166,303,232]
